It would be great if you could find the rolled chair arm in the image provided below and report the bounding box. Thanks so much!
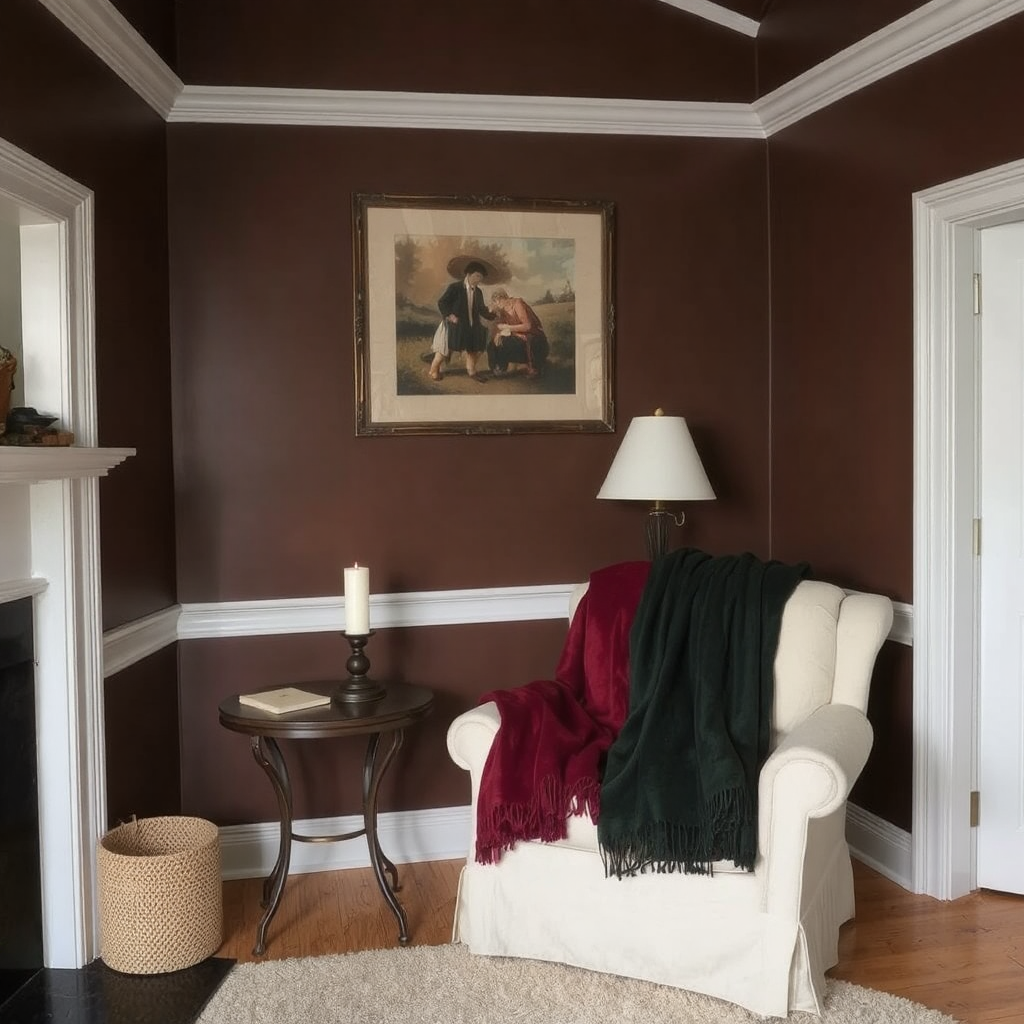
[447,701,500,776]
[758,702,873,915]
[760,703,873,829]
[447,702,501,856]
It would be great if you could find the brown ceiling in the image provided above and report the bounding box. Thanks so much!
[103,0,928,103]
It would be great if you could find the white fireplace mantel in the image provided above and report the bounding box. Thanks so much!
[0,132,140,970]
[0,446,134,484]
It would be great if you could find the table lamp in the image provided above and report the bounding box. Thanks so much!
[597,407,715,559]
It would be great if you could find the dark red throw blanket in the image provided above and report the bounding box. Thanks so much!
[474,561,650,865]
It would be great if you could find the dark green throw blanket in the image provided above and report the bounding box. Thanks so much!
[598,548,809,877]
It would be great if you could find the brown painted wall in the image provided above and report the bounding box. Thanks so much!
[768,15,1024,599]
[167,128,771,599]
[1,2,180,813]
[172,0,755,101]
[108,0,177,69]
[184,620,570,822]
[853,642,913,829]
[732,1,767,19]
[0,1,179,630]
[12,0,1013,838]
[167,125,771,815]
[768,15,1024,827]
[104,647,182,827]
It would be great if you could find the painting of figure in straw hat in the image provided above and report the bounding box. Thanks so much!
[395,234,577,396]
[353,193,614,436]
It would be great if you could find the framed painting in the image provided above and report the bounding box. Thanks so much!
[353,192,615,435]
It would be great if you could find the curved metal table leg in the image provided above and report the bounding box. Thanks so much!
[363,729,408,943]
[250,734,293,956]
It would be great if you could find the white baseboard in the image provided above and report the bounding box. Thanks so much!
[847,801,913,891]
[218,805,471,880]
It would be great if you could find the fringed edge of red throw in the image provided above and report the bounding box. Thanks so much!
[475,773,602,865]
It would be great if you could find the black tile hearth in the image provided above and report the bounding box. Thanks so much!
[0,598,43,1004]
[0,956,234,1024]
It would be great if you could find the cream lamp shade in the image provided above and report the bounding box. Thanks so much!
[597,412,715,502]
[597,408,715,558]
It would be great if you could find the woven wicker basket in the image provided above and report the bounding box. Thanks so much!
[98,816,223,974]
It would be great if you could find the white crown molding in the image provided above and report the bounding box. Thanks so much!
[34,0,1024,138]
[656,0,759,37]
[755,0,1024,136]
[168,87,765,138]
[218,805,470,880]
[34,0,183,119]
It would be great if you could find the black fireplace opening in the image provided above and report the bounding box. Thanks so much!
[0,597,42,1007]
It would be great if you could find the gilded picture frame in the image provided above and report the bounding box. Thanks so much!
[353,192,615,436]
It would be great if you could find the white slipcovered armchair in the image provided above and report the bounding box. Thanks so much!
[446,578,893,1018]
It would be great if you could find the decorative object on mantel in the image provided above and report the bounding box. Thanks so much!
[1,406,73,446]
[597,407,715,559]
[0,347,16,435]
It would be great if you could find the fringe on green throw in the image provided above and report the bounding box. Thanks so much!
[600,786,757,877]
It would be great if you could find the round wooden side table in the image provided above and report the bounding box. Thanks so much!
[218,680,434,955]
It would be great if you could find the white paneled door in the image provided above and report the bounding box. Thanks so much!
[978,221,1024,894]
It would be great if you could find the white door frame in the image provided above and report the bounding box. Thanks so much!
[913,156,1024,899]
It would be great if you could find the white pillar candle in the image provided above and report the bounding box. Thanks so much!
[344,564,370,634]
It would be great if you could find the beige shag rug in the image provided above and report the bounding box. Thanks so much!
[196,943,961,1023]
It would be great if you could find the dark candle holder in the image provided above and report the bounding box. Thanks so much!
[333,631,385,705]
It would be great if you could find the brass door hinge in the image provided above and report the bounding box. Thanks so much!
[970,790,980,828]
[973,518,981,557]
[974,272,982,315]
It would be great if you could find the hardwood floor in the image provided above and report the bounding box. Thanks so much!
[218,858,1024,1023]
[217,859,461,964]
[832,862,1024,1023]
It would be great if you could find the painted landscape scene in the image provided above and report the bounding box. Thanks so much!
[394,233,577,397]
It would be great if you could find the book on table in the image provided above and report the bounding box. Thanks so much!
[238,686,331,714]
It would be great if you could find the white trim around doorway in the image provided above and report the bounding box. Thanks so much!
[913,156,1024,899]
